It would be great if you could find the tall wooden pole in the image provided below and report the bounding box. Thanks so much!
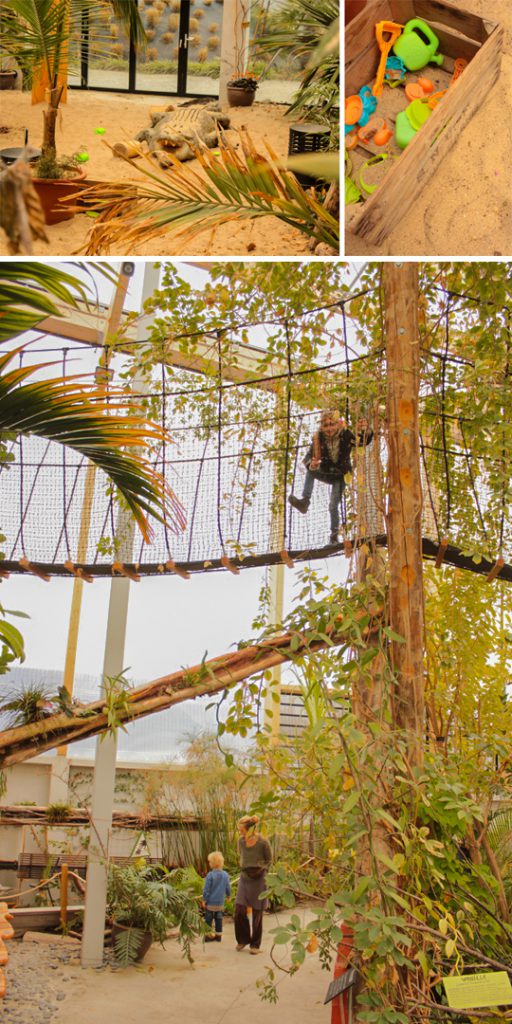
[384,262,424,766]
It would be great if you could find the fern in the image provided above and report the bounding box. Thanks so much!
[113,925,147,966]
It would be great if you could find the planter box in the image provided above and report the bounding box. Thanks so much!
[345,0,503,246]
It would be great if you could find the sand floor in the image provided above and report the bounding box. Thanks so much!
[0,94,314,258]
[345,0,512,257]
[10,909,329,1024]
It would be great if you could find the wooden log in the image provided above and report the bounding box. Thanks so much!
[165,559,190,580]
[486,556,504,582]
[280,549,294,568]
[434,537,449,567]
[220,556,240,575]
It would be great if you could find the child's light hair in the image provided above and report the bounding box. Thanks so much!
[208,850,224,869]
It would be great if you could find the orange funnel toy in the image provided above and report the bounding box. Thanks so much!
[373,21,404,97]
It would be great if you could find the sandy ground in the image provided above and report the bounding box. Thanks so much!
[0,94,313,258]
[7,909,329,1024]
[345,0,512,257]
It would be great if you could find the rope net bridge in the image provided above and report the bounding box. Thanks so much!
[1,292,511,584]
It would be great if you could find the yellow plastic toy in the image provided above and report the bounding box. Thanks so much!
[372,21,404,97]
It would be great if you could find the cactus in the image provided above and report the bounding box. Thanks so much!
[209,22,219,32]
[207,35,219,49]
[168,12,179,29]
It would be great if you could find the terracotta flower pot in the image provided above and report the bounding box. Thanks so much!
[227,85,256,108]
[32,166,87,226]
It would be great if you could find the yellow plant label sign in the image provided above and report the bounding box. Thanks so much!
[443,972,512,1010]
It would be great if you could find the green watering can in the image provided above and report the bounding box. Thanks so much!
[393,18,444,71]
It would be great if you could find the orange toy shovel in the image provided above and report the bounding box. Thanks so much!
[373,21,404,97]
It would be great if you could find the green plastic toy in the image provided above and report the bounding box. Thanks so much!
[395,98,433,149]
[94,127,106,135]
[393,18,444,71]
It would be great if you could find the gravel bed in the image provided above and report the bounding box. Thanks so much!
[1,939,118,1023]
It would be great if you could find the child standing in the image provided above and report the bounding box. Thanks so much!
[202,851,231,942]
[288,410,373,544]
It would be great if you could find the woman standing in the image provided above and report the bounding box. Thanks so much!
[234,815,272,954]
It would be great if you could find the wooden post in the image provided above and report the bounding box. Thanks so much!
[60,863,69,930]
[384,262,425,766]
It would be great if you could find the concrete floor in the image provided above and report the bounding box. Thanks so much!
[52,909,330,1024]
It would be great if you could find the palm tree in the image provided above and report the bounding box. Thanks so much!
[0,262,184,540]
[0,0,145,161]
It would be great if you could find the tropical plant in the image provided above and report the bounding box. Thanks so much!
[107,861,205,964]
[0,0,146,173]
[255,0,339,119]
[81,134,339,255]
[0,263,185,539]
[0,262,185,681]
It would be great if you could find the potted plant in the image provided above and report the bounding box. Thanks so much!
[0,0,145,223]
[226,72,258,108]
[107,861,205,966]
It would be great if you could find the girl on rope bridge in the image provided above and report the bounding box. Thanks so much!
[288,410,373,545]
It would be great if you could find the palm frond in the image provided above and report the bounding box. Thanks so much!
[81,133,339,255]
[0,262,93,342]
[0,350,186,540]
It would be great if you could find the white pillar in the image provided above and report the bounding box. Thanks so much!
[263,563,285,738]
[80,263,161,968]
[219,0,250,105]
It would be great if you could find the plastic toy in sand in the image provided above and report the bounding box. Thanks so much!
[345,152,362,204]
[405,76,434,101]
[357,116,393,146]
[451,57,468,83]
[94,127,106,135]
[384,56,407,87]
[372,21,404,97]
[359,153,395,194]
[393,18,444,71]
[345,86,377,142]
[395,97,434,148]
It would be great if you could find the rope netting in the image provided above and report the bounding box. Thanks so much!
[1,290,510,582]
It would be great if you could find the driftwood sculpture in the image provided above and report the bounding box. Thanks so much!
[0,160,48,254]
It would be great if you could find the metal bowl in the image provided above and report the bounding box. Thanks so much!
[0,146,41,166]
